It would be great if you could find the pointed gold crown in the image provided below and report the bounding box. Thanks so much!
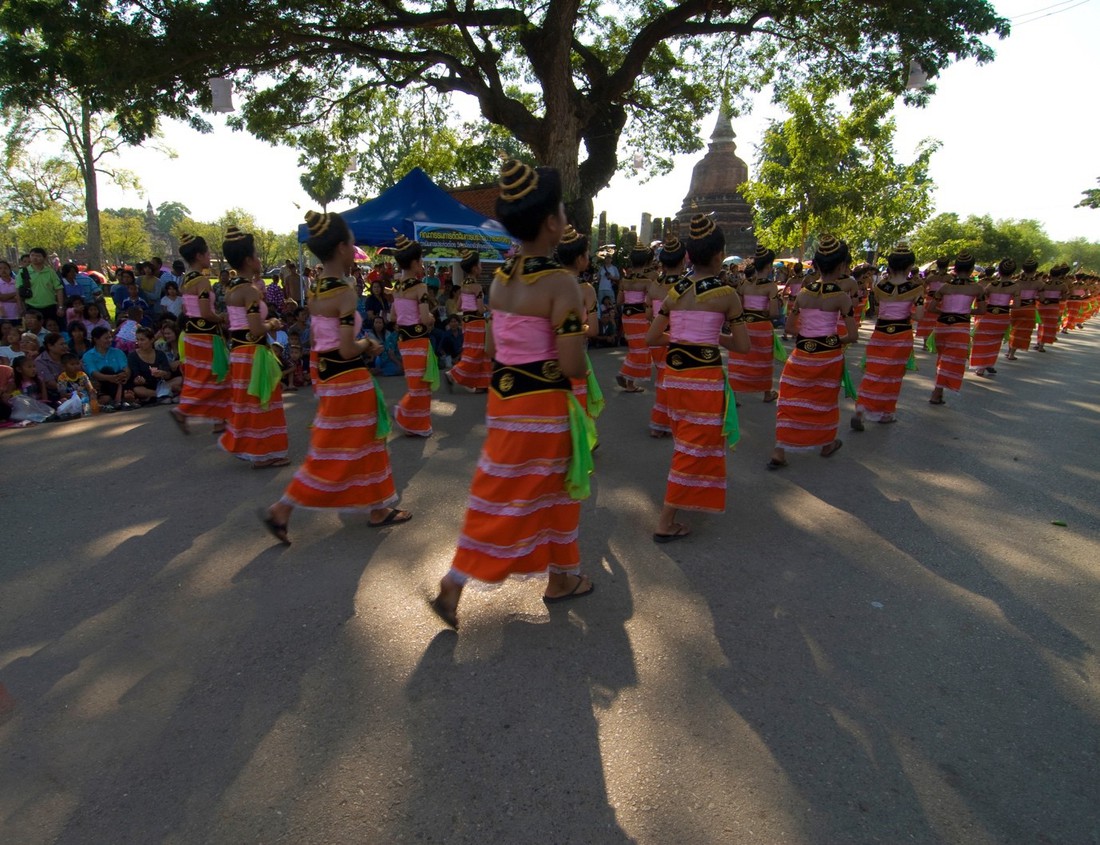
[304,211,331,237]
[688,214,716,240]
[392,229,413,252]
[661,234,683,253]
[559,225,582,245]
[499,159,538,202]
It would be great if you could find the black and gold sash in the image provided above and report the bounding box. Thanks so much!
[184,317,219,335]
[872,318,912,334]
[665,342,722,370]
[398,322,430,340]
[937,312,971,325]
[622,303,647,316]
[315,351,368,382]
[490,358,570,398]
[795,334,842,354]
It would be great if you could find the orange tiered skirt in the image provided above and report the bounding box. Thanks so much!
[856,321,914,420]
[775,338,844,450]
[915,299,940,343]
[969,310,1011,370]
[663,345,727,513]
[219,342,288,462]
[933,318,970,391]
[618,311,652,382]
[727,316,775,393]
[1009,303,1037,351]
[649,345,671,435]
[1063,298,1088,331]
[1037,302,1061,345]
[449,315,491,390]
[395,333,433,436]
[179,325,230,422]
[282,354,396,511]
[451,385,580,582]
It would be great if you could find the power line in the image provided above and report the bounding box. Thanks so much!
[1010,0,1080,19]
[1012,0,1092,24]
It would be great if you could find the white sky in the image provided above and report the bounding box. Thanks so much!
[99,0,1099,242]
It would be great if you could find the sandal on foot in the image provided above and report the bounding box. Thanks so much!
[929,396,945,405]
[429,596,459,630]
[369,508,413,528]
[878,416,898,425]
[850,416,865,432]
[169,408,189,434]
[615,374,628,389]
[763,390,778,403]
[652,523,691,544]
[252,457,291,469]
[259,508,291,545]
[766,457,788,470]
[543,574,595,603]
[821,439,844,458]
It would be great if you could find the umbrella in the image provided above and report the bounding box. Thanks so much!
[353,246,368,261]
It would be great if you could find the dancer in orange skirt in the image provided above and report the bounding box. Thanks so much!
[616,243,654,392]
[1063,275,1090,332]
[169,233,230,434]
[727,244,781,402]
[1006,258,1041,360]
[555,225,603,430]
[430,161,592,629]
[851,242,923,429]
[446,248,491,392]
[929,252,985,405]
[916,256,951,349]
[768,235,857,468]
[392,233,439,436]
[647,233,686,437]
[218,226,290,468]
[1036,263,1070,351]
[970,258,1019,378]
[645,214,748,539]
[261,211,410,544]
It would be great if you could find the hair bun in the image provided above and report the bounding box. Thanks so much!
[392,229,413,252]
[629,242,653,260]
[998,258,1017,275]
[305,211,331,237]
[1022,258,1039,272]
[815,234,842,257]
[688,214,716,240]
[179,233,196,246]
[935,255,950,267]
[459,248,479,261]
[754,244,774,261]
[661,234,683,253]
[893,241,913,256]
[499,159,539,202]
[559,225,582,246]
[224,226,248,242]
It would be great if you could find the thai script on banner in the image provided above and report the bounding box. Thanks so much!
[413,223,516,263]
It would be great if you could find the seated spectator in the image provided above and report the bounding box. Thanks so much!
[138,262,165,310]
[0,259,23,325]
[288,307,311,352]
[56,352,97,415]
[60,263,84,301]
[114,307,145,353]
[35,332,69,401]
[283,337,308,390]
[43,316,69,343]
[12,355,47,403]
[596,295,621,346]
[363,281,389,322]
[367,316,402,377]
[82,302,111,334]
[65,295,87,326]
[110,268,135,313]
[67,321,93,359]
[0,324,23,363]
[437,315,463,369]
[83,326,134,411]
[127,327,177,405]
[160,281,184,318]
[118,282,146,323]
[23,310,47,342]
[0,361,13,420]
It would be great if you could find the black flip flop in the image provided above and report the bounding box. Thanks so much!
[543,575,595,604]
[821,440,844,458]
[766,458,788,470]
[258,508,291,545]
[653,523,691,543]
[369,508,413,527]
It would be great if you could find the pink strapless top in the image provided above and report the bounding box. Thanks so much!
[492,312,557,365]
[183,293,203,317]
[927,280,945,293]
[1044,290,1062,300]
[743,294,769,310]
[669,310,725,345]
[460,292,479,311]
[311,312,362,352]
[227,301,268,330]
[786,282,803,296]
[1072,288,1086,297]
[988,293,1012,307]
[624,290,646,304]
[799,309,839,336]
[393,298,420,325]
[941,294,974,314]
[878,300,913,320]
[1021,289,1038,299]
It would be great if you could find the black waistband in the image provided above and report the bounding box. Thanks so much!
[491,359,570,398]
[795,335,841,353]
[622,303,647,316]
[1040,299,1061,305]
[742,310,770,323]
[461,312,485,323]
[229,328,268,347]
[873,318,912,334]
[937,313,970,325]
[398,323,430,340]
[665,342,722,370]
[184,317,219,335]
[1017,299,1036,306]
[985,305,1011,315]
[315,351,368,382]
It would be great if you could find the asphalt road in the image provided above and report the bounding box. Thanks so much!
[2,326,1099,844]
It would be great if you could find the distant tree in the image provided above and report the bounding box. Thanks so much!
[911,213,1056,265]
[155,201,191,235]
[299,165,344,212]
[1076,178,1100,210]
[15,207,83,256]
[0,135,84,217]
[100,211,152,266]
[1054,237,1100,272]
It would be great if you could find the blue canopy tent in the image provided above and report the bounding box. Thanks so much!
[297,168,513,263]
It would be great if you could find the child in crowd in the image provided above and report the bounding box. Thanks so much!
[114,307,143,353]
[56,352,98,415]
[12,355,47,401]
[65,296,86,326]
[160,281,184,318]
[283,339,308,391]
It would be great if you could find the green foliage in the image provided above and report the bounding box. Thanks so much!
[1,130,84,216]
[6,0,1009,229]
[740,83,938,257]
[156,201,191,234]
[1077,178,1100,210]
[299,166,344,212]
[100,212,152,265]
[910,213,1056,265]
[1053,237,1100,273]
[14,207,83,255]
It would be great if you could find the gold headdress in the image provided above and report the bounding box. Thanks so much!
[392,229,415,252]
[661,234,683,254]
[179,232,196,246]
[559,225,582,246]
[688,214,716,240]
[224,226,248,242]
[499,159,538,202]
[304,211,331,238]
[1022,258,1039,272]
[815,234,842,256]
[459,248,479,261]
[998,257,1017,275]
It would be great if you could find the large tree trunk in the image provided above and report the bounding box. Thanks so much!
[80,103,103,270]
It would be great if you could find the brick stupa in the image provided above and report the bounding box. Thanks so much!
[675,112,757,260]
